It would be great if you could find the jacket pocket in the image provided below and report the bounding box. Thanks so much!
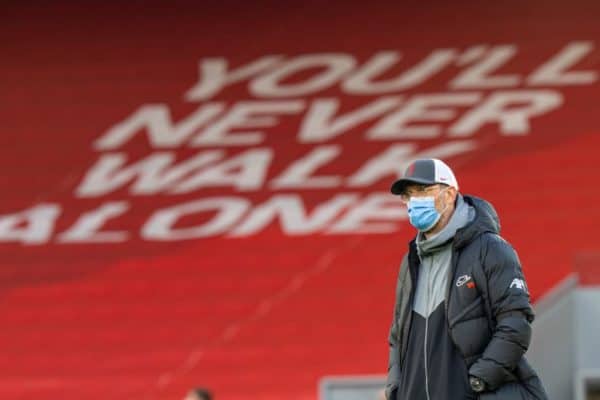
[449,296,484,328]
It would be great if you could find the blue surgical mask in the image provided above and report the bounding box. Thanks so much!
[407,196,440,232]
[407,189,449,232]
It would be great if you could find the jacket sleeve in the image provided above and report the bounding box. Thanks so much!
[385,256,407,400]
[468,235,535,391]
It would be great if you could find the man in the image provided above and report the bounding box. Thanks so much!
[385,158,547,400]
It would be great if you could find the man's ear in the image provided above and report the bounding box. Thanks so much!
[448,187,458,205]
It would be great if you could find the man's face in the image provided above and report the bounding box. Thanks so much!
[401,183,454,213]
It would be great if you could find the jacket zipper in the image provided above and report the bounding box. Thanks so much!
[424,316,431,400]
[444,248,458,331]
[423,254,433,400]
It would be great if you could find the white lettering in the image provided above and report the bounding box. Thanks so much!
[528,41,597,86]
[191,100,304,146]
[451,45,520,89]
[328,193,406,233]
[58,202,129,243]
[367,93,481,139]
[298,97,402,143]
[94,103,224,150]
[343,49,457,94]
[0,204,60,244]
[450,90,563,136]
[270,145,342,189]
[250,54,356,97]
[229,194,357,236]
[76,151,224,197]
[185,55,283,101]
[142,197,250,240]
[347,141,476,187]
[172,148,273,193]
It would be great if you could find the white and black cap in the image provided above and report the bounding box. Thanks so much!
[390,158,459,195]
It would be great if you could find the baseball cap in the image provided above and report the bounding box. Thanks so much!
[390,158,459,195]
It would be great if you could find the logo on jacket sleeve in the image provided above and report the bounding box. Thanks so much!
[510,278,528,293]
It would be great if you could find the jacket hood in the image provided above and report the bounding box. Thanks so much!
[454,195,500,248]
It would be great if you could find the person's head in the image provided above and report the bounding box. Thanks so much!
[390,158,459,235]
[184,388,213,400]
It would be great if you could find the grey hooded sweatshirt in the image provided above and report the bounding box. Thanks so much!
[398,195,476,400]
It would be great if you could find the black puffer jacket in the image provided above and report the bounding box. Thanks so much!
[385,195,548,400]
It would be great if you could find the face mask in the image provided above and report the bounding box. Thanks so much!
[407,189,448,232]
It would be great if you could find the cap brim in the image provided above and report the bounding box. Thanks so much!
[390,177,436,195]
